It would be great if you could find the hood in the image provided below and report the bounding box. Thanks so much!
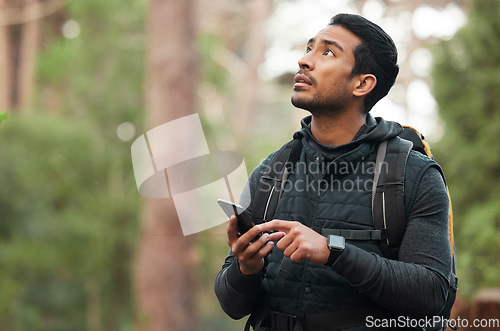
[293,114,403,147]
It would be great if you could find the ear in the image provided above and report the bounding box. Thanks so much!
[352,74,377,97]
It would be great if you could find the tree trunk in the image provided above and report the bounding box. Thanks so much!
[0,21,12,111]
[233,0,271,138]
[18,0,40,111]
[0,0,41,111]
[135,0,198,330]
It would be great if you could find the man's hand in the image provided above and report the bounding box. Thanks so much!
[227,216,285,276]
[259,220,330,265]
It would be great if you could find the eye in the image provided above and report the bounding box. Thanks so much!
[324,49,335,57]
[305,46,312,54]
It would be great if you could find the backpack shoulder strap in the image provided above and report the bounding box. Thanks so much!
[252,138,303,225]
[372,136,413,259]
[374,132,458,325]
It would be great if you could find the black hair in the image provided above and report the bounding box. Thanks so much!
[329,14,399,113]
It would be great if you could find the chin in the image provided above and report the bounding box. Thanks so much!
[291,95,311,111]
[291,96,303,109]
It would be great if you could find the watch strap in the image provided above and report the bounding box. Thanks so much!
[325,248,343,267]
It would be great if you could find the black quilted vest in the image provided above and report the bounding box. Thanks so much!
[255,123,437,316]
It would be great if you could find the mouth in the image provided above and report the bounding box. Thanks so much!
[294,73,313,88]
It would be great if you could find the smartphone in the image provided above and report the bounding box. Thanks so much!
[217,199,256,235]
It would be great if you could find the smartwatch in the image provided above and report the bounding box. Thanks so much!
[325,235,345,267]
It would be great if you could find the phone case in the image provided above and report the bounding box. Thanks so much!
[217,199,255,235]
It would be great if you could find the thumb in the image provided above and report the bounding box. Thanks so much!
[227,215,239,245]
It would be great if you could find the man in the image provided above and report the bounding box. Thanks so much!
[214,13,452,331]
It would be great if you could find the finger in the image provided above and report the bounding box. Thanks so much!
[238,240,274,275]
[238,224,263,244]
[257,240,275,257]
[244,232,271,256]
[259,219,295,234]
[276,232,294,251]
[226,216,239,246]
[289,247,306,263]
[249,236,276,261]
[268,231,286,242]
[235,232,270,258]
[282,238,300,258]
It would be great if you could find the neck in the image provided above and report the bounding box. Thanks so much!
[310,110,366,146]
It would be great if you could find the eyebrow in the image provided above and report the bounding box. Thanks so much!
[307,37,344,52]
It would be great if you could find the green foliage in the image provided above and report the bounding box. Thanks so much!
[0,111,7,123]
[37,38,76,85]
[0,114,140,329]
[198,33,230,90]
[35,0,146,130]
[432,0,500,298]
[0,0,146,328]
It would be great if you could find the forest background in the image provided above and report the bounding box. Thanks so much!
[1,0,499,330]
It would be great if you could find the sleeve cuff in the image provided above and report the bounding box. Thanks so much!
[332,244,379,287]
[226,259,263,297]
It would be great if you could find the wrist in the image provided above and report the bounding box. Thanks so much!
[238,260,263,276]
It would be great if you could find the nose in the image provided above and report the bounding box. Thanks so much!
[298,52,314,70]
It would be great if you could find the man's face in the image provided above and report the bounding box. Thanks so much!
[291,24,362,113]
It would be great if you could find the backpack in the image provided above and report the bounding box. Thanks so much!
[249,125,457,330]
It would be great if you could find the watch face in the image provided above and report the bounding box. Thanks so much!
[328,235,345,249]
